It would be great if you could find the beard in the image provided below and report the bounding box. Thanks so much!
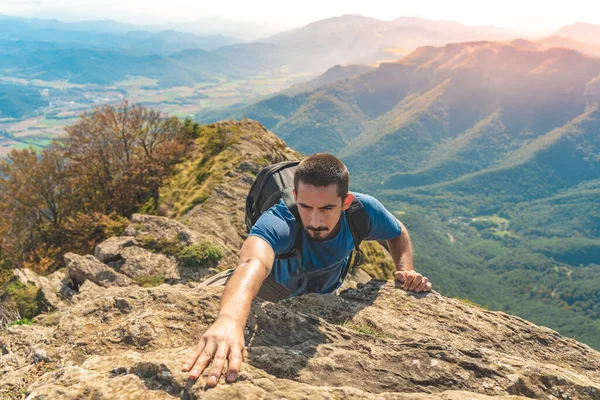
[305,226,331,241]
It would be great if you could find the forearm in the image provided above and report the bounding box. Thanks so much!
[386,220,413,272]
[217,258,269,327]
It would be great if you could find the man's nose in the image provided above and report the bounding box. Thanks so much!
[311,211,324,227]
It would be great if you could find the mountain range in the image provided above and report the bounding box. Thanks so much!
[208,39,600,348]
[554,22,600,47]
[4,15,600,123]
[0,14,239,53]
[259,14,519,73]
[3,14,600,92]
[0,14,523,90]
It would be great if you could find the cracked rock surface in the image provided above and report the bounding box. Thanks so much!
[2,280,599,399]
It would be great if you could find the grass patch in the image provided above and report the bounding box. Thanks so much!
[358,241,395,279]
[134,273,166,287]
[339,318,394,339]
[158,123,241,218]
[492,230,520,239]
[12,142,42,150]
[38,118,69,128]
[9,317,34,326]
[140,235,222,268]
[141,235,182,257]
[27,138,54,147]
[458,297,489,310]
[131,223,146,231]
[179,242,223,268]
[472,215,509,226]
[470,215,517,239]
[1,281,48,320]
[37,311,61,326]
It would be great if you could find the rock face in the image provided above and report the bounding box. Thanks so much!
[1,281,599,399]
[1,120,599,399]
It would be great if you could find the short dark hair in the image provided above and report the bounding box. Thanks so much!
[294,153,349,198]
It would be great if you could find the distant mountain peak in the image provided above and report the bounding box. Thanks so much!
[393,16,465,28]
[553,21,600,47]
[510,38,542,50]
[304,13,381,27]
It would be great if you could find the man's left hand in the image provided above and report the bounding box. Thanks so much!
[395,270,432,292]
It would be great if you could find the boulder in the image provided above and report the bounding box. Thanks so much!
[64,253,134,288]
[95,236,180,281]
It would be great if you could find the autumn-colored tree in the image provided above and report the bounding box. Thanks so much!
[0,100,197,273]
[0,143,72,268]
[64,100,189,216]
[63,211,129,256]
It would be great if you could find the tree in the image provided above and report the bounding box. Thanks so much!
[0,143,72,268]
[63,100,188,216]
[0,100,193,272]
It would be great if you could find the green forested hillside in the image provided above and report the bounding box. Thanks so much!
[219,40,600,349]
[0,43,284,88]
[0,83,48,118]
[0,15,238,53]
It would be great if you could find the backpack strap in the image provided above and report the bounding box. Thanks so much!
[277,187,308,297]
[346,198,369,249]
[276,187,303,260]
[341,198,369,279]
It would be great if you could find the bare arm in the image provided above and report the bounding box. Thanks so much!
[181,236,275,385]
[217,235,275,326]
[386,220,431,292]
[386,219,414,272]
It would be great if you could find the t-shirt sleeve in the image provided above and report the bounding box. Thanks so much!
[357,193,402,241]
[248,202,296,255]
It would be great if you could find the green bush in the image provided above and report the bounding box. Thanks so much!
[0,268,12,288]
[179,242,223,267]
[2,281,48,319]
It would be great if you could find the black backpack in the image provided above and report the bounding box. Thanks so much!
[245,161,369,284]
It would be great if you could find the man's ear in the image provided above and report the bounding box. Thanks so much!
[341,193,354,211]
[293,189,297,201]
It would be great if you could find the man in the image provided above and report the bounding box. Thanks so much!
[181,153,432,386]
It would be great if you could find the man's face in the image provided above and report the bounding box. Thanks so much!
[293,182,353,241]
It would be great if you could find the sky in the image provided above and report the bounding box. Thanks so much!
[1,0,599,36]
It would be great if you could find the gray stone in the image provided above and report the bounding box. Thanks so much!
[64,253,134,288]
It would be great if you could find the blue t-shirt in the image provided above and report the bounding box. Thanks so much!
[248,192,402,296]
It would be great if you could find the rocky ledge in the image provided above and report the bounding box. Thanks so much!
[1,279,599,399]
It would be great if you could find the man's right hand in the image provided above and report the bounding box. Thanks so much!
[181,236,274,386]
[181,315,245,386]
